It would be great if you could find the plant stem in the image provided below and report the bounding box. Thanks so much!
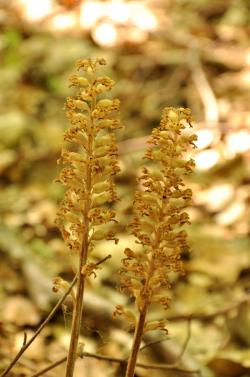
[65,196,90,377]
[65,124,93,377]
[125,305,147,377]
[125,226,162,377]
[64,244,87,377]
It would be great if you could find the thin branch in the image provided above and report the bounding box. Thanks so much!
[29,357,66,377]
[83,352,200,374]
[140,337,170,352]
[28,351,200,377]
[95,254,112,267]
[94,254,112,267]
[189,52,219,124]
[0,275,78,377]
[117,120,235,155]
[167,297,250,322]
[0,350,47,375]
[22,332,27,346]
[172,319,192,366]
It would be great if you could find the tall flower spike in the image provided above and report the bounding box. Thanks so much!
[115,107,197,377]
[56,58,121,377]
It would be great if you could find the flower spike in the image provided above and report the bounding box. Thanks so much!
[56,58,121,377]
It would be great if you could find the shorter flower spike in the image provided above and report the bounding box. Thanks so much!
[119,107,197,377]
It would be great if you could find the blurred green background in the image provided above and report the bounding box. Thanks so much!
[0,1,250,376]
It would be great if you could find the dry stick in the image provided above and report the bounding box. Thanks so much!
[29,351,200,377]
[167,297,250,322]
[29,358,67,377]
[190,52,219,125]
[174,319,192,363]
[0,350,37,374]
[139,337,170,352]
[118,120,237,156]
[0,276,78,377]
[83,352,199,374]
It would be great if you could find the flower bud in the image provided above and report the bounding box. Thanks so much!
[92,181,109,194]
[92,192,110,207]
[168,109,179,122]
[144,320,165,333]
[69,75,89,87]
[95,84,106,94]
[74,100,89,111]
[98,99,113,108]
[91,229,108,241]
[95,146,110,158]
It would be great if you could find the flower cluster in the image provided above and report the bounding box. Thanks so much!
[56,58,121,270]
[115,107,197,332]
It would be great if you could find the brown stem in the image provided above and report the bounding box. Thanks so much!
[64,246,87,377]
[65,196,90,377]
[0,276,77,377]
[125,305,147,377]
[125,201,165,377]
[65,109,94,377]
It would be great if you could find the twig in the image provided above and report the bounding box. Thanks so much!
[189,52,219,124]
[95,254,112,267]
[29,357,66,377]
[22,332,27,346]
[117,121,236,155]
[140,337,170,352]
[83,352,200,374]
[28,351,200,377]
[0,275,77,377]
[0,350,45,375]
[167,297,250,322]
[172,319,192,366]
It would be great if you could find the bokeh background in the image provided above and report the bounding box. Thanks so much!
[0,1,250,376]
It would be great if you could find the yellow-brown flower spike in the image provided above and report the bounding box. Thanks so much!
[115,107,197,377]
[56,58,121,255]
[56,58,121,377]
